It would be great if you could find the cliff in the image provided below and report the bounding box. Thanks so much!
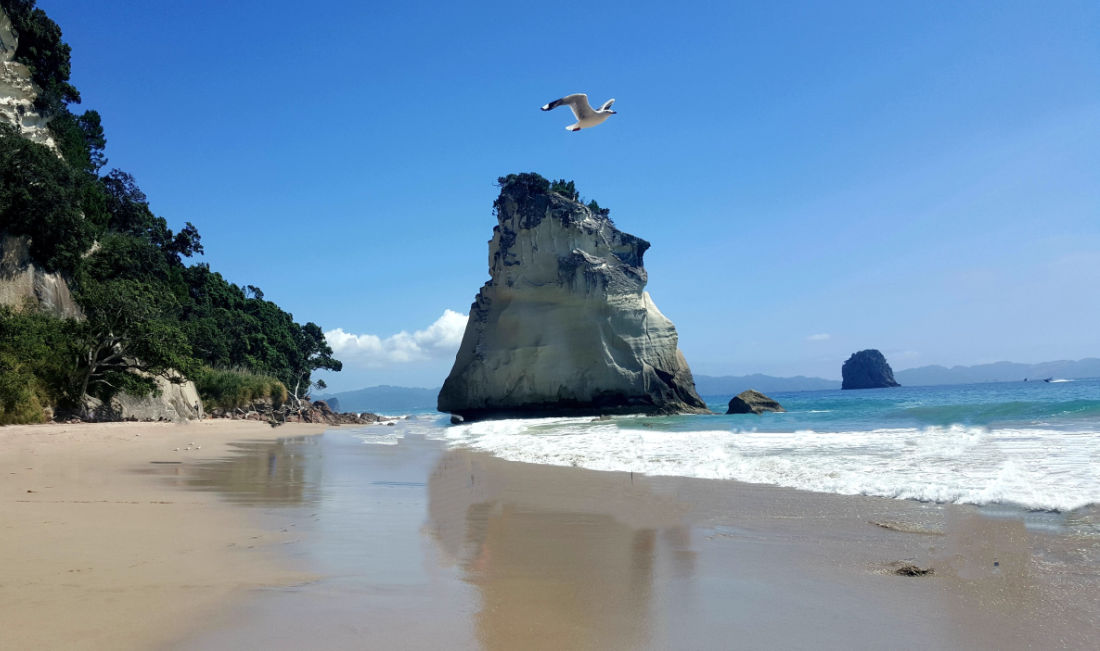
[0,10,77,318]
[0,234,82,318]
[438,173,708,419]
[0,9,58,151]
[841,349,900,390]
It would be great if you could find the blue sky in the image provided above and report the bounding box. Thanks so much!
[39,0,1100,390]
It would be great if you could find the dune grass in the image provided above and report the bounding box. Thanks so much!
[194,367,288,412]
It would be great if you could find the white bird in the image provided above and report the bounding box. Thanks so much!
[540,93,616,132]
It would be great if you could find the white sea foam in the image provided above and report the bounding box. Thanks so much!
[440,418,1100,512]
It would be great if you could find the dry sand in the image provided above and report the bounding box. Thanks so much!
[0,420,329,650]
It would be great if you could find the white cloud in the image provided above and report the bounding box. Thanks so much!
[807,333,831,341]
[325,310,468,366]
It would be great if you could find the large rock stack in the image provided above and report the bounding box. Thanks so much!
[841,349,901,390]
[439,174,708,420]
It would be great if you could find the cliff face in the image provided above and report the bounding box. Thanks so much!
[841,349,901,390]
[0,10,58,151]
[1,7,201,421]
[0,234,82,318]
[439,174,708,419]
[0,9,76,318]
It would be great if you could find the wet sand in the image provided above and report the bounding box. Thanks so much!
[3,421,1098,649]
[176,426,1100,650]
[0,420,334,650]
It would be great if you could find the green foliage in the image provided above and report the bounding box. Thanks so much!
[497,173,611,217]
[193,367,288,412]
[48,109,106,174]
[497,172,550,194]
[71,278,196,407]
[550,178,578,201]
[0,305,81,423]
[178,264,341,397]
[0,125,94,274]
[0,1,345,419]
[1,0,80,115]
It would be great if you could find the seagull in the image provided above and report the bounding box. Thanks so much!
[540,93,616,132]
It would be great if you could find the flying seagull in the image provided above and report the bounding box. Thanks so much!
[540,93,616,132]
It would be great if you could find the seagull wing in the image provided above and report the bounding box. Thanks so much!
[598,98,615,112]
[541,93,595,120]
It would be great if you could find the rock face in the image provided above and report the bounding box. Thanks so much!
[81,371,203,422]
[0,234,82,318]
[111,372,204,421]
[726,389,785,415]
[1,8,206,423]
[438,173,708,419]
[841,349,901,390]
[1,11,78,320]
[0,9,59,152]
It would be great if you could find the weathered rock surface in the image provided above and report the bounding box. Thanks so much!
[112,372,203,421]
[81,371,203,422]
[726,389,785,415]
[1,11,79,319]
[841,349,901,390]
[439,173,708,419]
[0,10,59,152]
[0,235,82,318]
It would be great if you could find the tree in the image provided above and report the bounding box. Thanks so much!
[0,126,93,274]
[550,178,578,201]
[72,278,195,415]
[0,304,81,423]
[289,322,342,405]
[1,0,80,115]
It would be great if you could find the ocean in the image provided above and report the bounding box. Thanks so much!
[363,378,1100,512]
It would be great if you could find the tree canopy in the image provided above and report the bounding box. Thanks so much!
[0,1,343,420]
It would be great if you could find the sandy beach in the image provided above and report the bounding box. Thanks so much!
[3,420,1099,650]
[0,420,332,650]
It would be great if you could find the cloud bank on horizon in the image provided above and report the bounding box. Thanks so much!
[326,310,467,367]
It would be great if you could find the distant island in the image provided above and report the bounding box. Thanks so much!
[667,357,1100,397]
[842,349,900,390]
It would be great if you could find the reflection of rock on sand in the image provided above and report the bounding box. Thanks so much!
[427,450,694,651]
[182,436,321,505]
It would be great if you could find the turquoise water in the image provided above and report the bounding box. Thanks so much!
[703,378,1100,431]
[406,379,1100,512]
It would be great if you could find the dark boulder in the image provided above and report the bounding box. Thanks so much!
[726,389,785,415]
[842,349,900,390]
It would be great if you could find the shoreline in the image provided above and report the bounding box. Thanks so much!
[4,420,1099,649]
[0,420,339,650]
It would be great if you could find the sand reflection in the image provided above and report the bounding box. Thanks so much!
[156,436,323,506]
[428,450,692,651]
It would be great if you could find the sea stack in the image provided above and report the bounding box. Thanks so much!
[438,173,708,420]
[841,349,901,390]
